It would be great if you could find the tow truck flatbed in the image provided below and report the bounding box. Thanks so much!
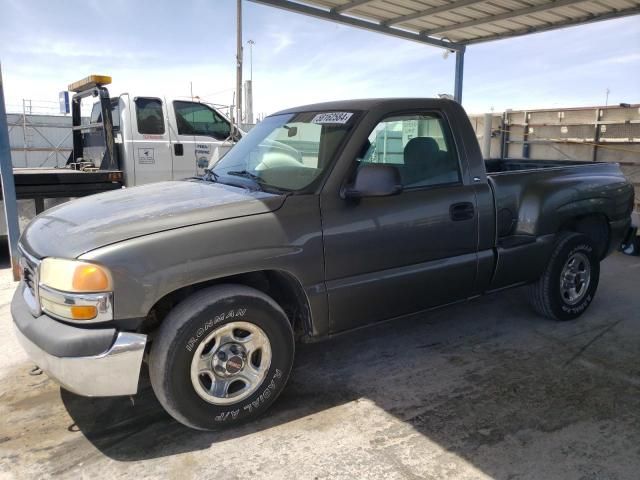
[1,168,123,201]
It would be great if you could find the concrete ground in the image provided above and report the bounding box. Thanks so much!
[0,253,639,480]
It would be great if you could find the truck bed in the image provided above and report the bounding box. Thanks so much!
[485,158,595,174]
[481,158,633,291]
[486,159,631,241]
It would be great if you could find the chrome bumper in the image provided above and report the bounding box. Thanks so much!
[14,325,147,397]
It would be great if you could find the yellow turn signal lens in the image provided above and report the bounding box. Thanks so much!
[40,297,98,321]
[70,305,98,320]
[72,264,111,292]
[40,258,113,293]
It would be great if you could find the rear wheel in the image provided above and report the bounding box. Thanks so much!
[528,232,600,321]
[149,285,294,430]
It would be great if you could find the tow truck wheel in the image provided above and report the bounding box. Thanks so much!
[527,232,600,321]
[149,285,294,430]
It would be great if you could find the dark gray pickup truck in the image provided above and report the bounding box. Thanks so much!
[12,99,634,430]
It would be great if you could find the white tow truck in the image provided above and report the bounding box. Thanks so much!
[74,74,240,185]
[1,75,240,237]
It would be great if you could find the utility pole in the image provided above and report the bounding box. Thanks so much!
[0,63,22,279]
[246,39,255,125]
[236,0,243,128]
[247,39,255,82]
[605,88,610,107]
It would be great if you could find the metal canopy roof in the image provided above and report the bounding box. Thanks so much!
[250,0,640,51]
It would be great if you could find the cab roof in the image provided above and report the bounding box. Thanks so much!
[272,98,458,116]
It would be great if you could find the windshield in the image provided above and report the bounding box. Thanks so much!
[211,111,357,191]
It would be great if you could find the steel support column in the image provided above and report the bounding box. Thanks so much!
[592,107,601,162]
[454,49,464,103]
[522,111,530,158]
[482,113,492,159]
[0,63,21,280]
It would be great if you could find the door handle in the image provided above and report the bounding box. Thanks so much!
[174,143,184,156]
[449,202,475,221]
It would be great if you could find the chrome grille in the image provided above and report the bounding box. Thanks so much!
[23,259,36,296]
[18,245,41,316]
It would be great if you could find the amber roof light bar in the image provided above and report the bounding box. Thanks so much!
[68,75,112,93]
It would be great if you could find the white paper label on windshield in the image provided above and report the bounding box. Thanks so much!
[311,112,353,125]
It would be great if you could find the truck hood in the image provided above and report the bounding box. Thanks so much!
[21,180,285,259]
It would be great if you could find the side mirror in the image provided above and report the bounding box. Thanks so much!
[287,126,298,137]
[231,125,242,142]
[344,163,403,199]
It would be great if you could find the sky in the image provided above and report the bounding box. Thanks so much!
[0,0,638,117]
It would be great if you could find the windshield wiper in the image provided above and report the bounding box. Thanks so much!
[226,170,262,182]
[225,170,267,190]
[224,170,288,194]
[202,168,219,183]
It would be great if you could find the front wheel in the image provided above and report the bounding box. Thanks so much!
[149,285,294,430]
[528,232,600,321]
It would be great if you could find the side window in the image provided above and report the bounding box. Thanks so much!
[362,113,460,188]
[135,98,165,135]
[173,101,231,140]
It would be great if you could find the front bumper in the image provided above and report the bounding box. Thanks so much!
[12,287,147,397]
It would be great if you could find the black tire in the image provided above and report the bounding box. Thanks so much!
[149,284,294,430]
[527,232,600,321]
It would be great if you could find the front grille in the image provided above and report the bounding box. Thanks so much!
[23,261,36,297]
[18,245,41,315]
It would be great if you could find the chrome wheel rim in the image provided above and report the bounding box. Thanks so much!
[190,321,272,405]
[560,252,591,305]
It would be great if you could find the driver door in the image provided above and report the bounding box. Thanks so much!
[172,101,234,178]
[128,97,173,186]
[321,111,479,333]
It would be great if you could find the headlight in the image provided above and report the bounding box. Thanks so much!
[38,258,113,322]
[40,258,112,292]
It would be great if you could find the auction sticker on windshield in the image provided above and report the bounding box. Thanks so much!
[311,112,353,124]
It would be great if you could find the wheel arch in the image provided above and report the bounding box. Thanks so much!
[559,213,610,259]
[140,269,313,340]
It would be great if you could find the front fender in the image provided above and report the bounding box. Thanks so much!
[78,196,328,334]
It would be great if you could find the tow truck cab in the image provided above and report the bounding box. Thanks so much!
[71,75,240,187]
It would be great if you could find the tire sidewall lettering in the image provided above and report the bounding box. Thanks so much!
[560,293,592,313]
[176,299,292,426]
[568,244,593,256]
[150,286,294,430]
[185,307,248,352]
[214,368,283,422]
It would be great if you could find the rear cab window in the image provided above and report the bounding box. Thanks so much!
[90,103,101,124]
[110,99,120,131]
[88,99,120,130]
[135,98,165,135]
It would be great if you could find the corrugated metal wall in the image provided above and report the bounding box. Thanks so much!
[470,104,640,212]
[7,113,73,168]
